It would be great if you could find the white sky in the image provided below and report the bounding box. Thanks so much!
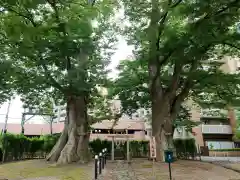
[0,38,133,124]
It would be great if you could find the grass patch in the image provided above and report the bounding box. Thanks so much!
[141,164,153,168]
[0,160,93,180]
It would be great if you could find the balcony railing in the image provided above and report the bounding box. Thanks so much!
[202,125,232,134]
[200,109,228,118]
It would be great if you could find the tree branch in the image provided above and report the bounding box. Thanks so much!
[166,60,183,98]
[193,0,239,25]
[2,5,37,27]
[149,0,183,99]
[170,0,183,8]
[89,113,122,126]
[222,42,240,51]
[1,3,66,94]
[45,0,72,71]
[41,62,66,93]
[170,43,213,118]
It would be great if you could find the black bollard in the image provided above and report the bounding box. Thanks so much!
[94,155,98,180]
[99,153,102,174]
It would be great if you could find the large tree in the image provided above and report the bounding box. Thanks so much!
[0,59,14,104]
[0,0,119,164]
[112,0,240,160]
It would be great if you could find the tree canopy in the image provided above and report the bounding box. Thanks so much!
[0,0,119,117]
[110,0,240,119]
[109,0,240,160]
[0,0,121,164]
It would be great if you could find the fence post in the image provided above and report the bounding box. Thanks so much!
[94,155,98,180]
[99,152,102,175]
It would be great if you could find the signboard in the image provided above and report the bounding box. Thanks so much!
[150,136,157,158]
[165,150,173,163]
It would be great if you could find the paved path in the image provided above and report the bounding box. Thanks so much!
[98,161,137,180]
[100,159,240,180]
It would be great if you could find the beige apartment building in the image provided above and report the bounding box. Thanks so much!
[191,57,240,149]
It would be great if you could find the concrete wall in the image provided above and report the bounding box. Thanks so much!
[209,151,240,157]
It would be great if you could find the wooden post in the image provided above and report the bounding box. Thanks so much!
[126,130,130,162]
[111,136,114,161]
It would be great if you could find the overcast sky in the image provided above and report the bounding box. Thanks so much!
[0,38,133,124]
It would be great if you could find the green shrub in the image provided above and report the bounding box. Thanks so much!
[0,133,149,162]
[89,139,149,157]
[209,148,240,152]
[0,133,54,161]
[174,139,196,158]
[41,134,59,153]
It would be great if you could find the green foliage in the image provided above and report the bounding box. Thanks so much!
[174,139,197,159]
[89,139,149,157]
[0,60,14,104]
[174,105,201,131]
[0,133,149,161]
[209,143,214,150]
[41,134,60,152]
[0,133,59,161]
[0,0,120,120]
[110,0,240,130]
[233,108,240,140]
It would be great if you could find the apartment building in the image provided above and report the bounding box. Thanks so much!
[191,57,240,150]
[191,108,236,149]
[52,104,66,123]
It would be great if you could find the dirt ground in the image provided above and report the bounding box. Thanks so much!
[0,159,94,180]
[0,159,239,180]
[139,160,240,180]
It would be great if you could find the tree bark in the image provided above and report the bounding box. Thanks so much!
[46,96,91,164]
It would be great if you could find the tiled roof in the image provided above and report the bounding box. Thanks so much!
[0,123,61,135]
[0,120,146,136]
[91,120,145,130]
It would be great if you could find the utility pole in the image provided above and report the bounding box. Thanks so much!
[2,99,12,163]
[2,99,12,134]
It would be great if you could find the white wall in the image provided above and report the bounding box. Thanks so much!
[206,141,234,149]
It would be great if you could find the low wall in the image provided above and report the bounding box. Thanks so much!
[209,151,240,157]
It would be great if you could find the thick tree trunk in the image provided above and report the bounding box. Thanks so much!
[46,96,91,164]
[152,100,175,161]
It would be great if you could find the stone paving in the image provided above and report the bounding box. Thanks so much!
[100,159,240,180]
[98,161,137,180]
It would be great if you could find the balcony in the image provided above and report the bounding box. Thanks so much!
[200,109,228,118]
[202,125,232,134]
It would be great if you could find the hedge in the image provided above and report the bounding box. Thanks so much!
[0,133,197,162]
[0,133,149,162]
[173,139,197,159]
[89,139,149,158]
[0,133,60,161]
[209,148,240,152]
